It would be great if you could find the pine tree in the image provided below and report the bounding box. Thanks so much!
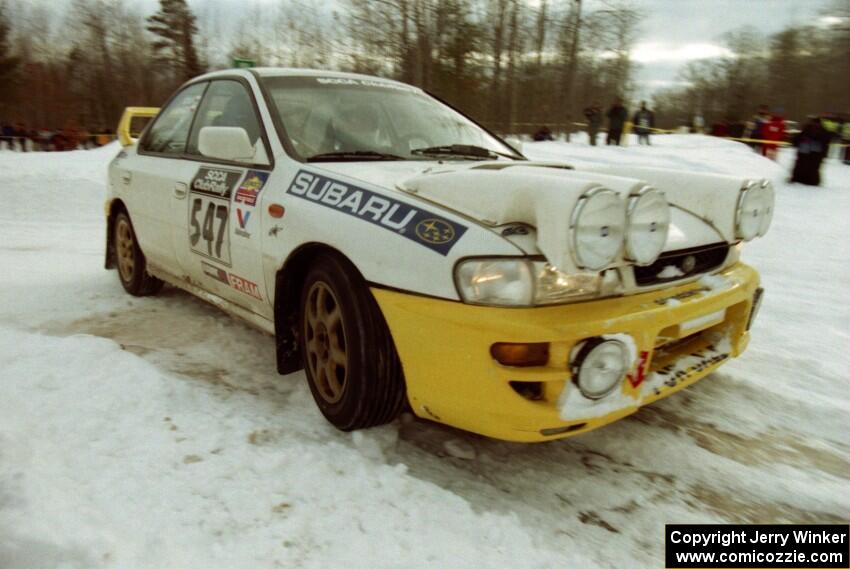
[146,0,203,81]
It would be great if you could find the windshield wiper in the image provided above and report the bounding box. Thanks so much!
[306,150,406,162]
[410,144,516,160]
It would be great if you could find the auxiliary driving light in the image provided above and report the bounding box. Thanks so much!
[736,180,774,241]
[570,338,629,399]
[570,187,626,270]
[625,186,670,265]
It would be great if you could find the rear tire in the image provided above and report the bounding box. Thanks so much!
[299,253,406,431]
[114,211,163,297]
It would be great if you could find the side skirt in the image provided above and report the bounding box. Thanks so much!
[147,265,276,336]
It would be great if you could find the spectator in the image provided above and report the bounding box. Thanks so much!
[747,104,771,153]
[711,120,729,138]
[0,122,13,150]
[761,111,786,160]
[38,127,55,151]
[790,116,831,186]
[532,125,554,141]
[728,119,745,140]
[14,123,29,152]
[583,103,602,146]
[606,98,627,146]
[840,113,850,165]
[95,128,113,147]
[632,101,655,145]
[692,112,705,133]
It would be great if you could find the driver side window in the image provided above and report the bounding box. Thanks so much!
[140,82,207,155]
[186,79,269,165]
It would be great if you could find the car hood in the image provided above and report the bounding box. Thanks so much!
[314,160,748,272]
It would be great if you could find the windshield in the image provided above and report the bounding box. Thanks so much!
[261,75,521,161]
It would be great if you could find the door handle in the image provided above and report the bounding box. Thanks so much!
[121,171,132,185]
[173,182,188,199]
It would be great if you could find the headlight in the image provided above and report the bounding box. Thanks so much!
[736,180,774,241]
[570,338,629,399]
[455,258,605,307]
[455,259,534,306]
[570,187,626,270]
[625,186,670,265]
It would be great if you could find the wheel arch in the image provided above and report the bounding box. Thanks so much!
[273,242,367,375]
[104,198,128,269]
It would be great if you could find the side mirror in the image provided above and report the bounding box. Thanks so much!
[505,135,524,154]
[198,126,255,162]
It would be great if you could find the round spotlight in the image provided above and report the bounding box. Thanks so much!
[625,186,670,265]
[570,187,626,270]
[570,338,629,400]
[736,181,770,241]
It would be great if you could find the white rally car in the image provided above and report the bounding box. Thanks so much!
[106,68,771,442]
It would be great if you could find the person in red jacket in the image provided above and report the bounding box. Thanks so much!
[762,111,786,160]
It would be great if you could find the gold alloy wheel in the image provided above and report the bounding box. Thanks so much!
[304,281,348,404]
[116,218,135,283]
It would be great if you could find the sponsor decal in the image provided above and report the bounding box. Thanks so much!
[627,351,650,388]
[315,77,417,92]
[200,261,263,300]
[227,273,263,300]
[190,167,242,199]
[235,207,252,238]
[651,347,729,394]
[286,170,467,255]
[415,219,455,244]
[234,170,270,206]
[201,260,229,284]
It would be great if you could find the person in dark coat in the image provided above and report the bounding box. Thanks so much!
[606,98,627,145]
[583,103,602,146]
[632,101,655,145]
[790,116,831,186]
[532,125,554,141]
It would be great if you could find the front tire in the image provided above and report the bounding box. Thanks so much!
[299,254,406,431]
[114,211,163,296]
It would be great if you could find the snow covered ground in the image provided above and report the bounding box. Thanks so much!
[1,136,848,569]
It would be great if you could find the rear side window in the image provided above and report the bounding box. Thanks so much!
[187,80,269,165]
[141,82,207,155]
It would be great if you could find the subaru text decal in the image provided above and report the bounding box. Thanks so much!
[286,170,467,255]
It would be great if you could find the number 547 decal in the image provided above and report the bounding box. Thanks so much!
[190,196,230,264]
[188,167,242,266]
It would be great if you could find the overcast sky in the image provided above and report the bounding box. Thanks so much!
[620,0,836,97]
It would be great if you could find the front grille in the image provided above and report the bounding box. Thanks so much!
[634,242,729,286]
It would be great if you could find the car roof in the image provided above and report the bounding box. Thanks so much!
[193,67,420,92]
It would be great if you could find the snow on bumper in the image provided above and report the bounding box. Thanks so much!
[372,263,761,442]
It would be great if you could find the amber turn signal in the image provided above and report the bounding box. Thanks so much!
[490,342,549,367]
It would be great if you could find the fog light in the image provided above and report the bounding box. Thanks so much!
[570,338,629,399]
[491,342,549,367]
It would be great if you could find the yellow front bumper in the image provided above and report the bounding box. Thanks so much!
[372,263,761,442]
